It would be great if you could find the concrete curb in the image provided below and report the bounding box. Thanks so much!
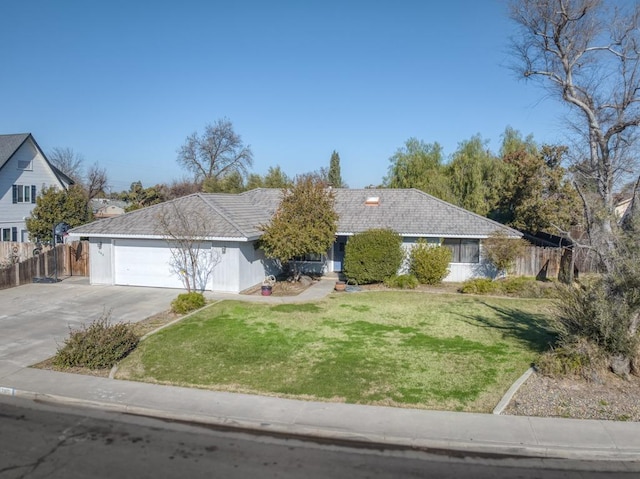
[3,385,639,464]
[493,367,534,415]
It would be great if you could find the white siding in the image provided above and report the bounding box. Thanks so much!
[0,138,66,241]
[89,238,113,285]
[209,242,240,293]
[237,241,274,292]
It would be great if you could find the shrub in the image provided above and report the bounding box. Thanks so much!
[554,279,639,369]
[384,274,419,289]
[409,241,451,285]
[171,292,206,314]
[343,229,404,284]
[499,276,553,298]
[482,231,529,275]
[535,340,607,380]
[53,312,139,369]
[459,278,498,294]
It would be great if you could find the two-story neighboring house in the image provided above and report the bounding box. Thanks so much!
[0,133,73,242]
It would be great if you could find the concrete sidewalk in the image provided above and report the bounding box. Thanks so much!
[1,277,639,464]
[1,367,639,464]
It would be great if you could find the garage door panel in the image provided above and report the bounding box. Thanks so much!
[114,239,184,289]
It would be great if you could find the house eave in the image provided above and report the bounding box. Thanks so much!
[67,232,250,242]
[335,232,521,239]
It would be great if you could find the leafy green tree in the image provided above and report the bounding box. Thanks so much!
[202,171,245,193]
[491,128,580,234]
[26,185,93,242]
[245,173,264,190]
[259,175,338,280]
[447,135,502,216]
[384,138,454,202]
[263,165,292,189]
[120,181,166,211]
[328,150,344,187]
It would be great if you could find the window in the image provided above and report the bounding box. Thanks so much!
[443,239,480,263]
[17,160,32,170]
[1,228,10,242]
[294,252,324,262]
[12,185,36,204]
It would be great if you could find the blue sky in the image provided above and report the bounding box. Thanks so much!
[1,0,567,192]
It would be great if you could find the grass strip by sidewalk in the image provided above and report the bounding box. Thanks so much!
[116,291,554,412]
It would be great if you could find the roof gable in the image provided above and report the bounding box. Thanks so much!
[0,133,74,187]
[0,133,30,171]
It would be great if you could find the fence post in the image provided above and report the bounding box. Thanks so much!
[13,262,19,287]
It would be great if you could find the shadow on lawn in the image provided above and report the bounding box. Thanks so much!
[457,302,558,353]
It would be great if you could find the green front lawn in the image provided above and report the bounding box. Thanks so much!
[116,291,555,412]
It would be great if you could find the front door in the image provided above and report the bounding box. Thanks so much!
[333,237,347,272]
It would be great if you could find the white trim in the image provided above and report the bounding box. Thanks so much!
[68,232,250,242]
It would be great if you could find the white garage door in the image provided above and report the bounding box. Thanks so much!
[114,239,184,289]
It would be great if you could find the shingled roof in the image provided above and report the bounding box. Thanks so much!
[0,133,30,170]
[69,188,521,240]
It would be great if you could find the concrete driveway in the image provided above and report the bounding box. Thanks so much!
[0,277,181,377]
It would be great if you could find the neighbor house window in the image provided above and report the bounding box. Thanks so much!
[12,185,36,204]
[443,239,480,263]
[1,228,16,242]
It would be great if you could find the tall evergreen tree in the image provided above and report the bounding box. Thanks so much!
[328,150,343,187]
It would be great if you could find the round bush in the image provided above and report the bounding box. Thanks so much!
[171,292,206,314]
[343,229,404,284]
[409,241,451,285]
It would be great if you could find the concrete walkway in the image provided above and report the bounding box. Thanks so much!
[1,278,639,464]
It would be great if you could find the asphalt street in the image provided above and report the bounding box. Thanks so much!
[0,396,636,479]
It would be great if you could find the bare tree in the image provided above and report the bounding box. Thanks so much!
[48,147,85,182]
[509,0,640,272]
[177,118,253,182]
[157,201,220,292]
[85,163,108,200]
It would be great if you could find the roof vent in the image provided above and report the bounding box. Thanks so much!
[365,196,380,206]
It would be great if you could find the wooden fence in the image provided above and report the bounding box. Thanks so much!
[513,245,599,280]
[0,241,89,290]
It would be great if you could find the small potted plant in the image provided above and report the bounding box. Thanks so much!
[262,275,276,296]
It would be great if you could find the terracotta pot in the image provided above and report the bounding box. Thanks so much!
[335,281,346,292]
[261,285,273,296]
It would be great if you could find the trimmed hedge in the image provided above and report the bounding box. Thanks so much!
[343,229,404,284]
[409,241,451,285]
